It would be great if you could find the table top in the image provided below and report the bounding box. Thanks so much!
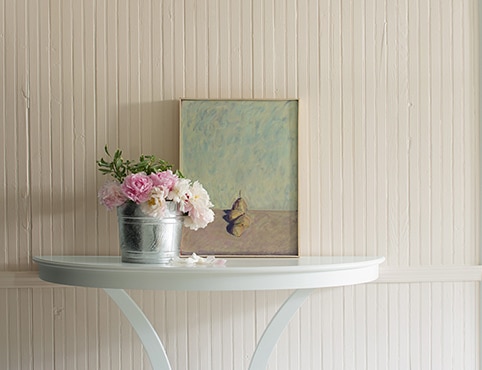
[33,255,385,291]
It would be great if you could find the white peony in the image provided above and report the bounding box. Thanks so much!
[184,206,215,230]
[168,178,191,206]
[140,187,169,218]
[184,181,215,230]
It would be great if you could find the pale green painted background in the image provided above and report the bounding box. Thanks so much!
[180,100,298,211]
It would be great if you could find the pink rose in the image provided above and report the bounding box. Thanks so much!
[98,181,127,210]
[149,170,179,191]
[121,173,153,203]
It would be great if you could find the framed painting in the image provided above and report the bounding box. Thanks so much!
[179,99,299,256]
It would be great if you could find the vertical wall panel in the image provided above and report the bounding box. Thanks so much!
[31,288,55,370]
[318,0,333,257]
[0,284,471,370]
[0,0,479,369]
[364,0,378,261]
[3,0,30,270]
[408,0,422,266]
[453,0,467,265]
[0,0,5,270]
[352,0,367,259]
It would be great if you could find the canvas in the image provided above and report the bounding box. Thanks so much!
[179,99,299,256]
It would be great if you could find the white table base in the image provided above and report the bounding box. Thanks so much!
[104,289,171,369]
[248,288,314,370]
[104,288,314,370]
[33,256,384,369]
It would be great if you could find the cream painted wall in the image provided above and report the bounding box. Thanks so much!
[0,0,480,369]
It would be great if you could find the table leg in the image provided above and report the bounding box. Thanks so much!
[104,289,172,370]
[248,288,314,370]
[104,288,312,370]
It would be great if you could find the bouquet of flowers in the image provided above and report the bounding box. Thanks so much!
[97,146,214,230]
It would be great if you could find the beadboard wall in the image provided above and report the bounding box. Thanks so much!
[1,0,480,369]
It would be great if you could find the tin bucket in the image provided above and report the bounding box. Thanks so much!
[117,201,184,264]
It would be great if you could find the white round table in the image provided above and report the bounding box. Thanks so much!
[34,255,384,370]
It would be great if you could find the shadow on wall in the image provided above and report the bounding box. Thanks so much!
[3,100,181,265]
[19,100,182,219]
[116,100,181,168]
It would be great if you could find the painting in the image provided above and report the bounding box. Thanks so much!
[179,99,298,256]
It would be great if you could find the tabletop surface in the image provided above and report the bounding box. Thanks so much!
[34,255,384,271]
[33,255,385,291]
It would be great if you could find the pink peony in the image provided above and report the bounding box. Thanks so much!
[98,181,127,210]
[121,173,153,203]
[149,170,178,191]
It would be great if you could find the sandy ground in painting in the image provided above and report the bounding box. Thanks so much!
[181,209,298,256]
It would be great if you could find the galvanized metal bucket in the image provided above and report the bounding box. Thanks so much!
[117,201,184,264]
